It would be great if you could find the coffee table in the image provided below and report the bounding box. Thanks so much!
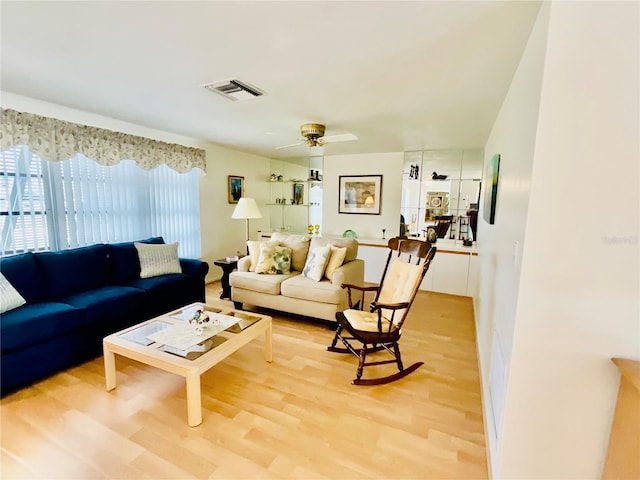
[103,302,272,426]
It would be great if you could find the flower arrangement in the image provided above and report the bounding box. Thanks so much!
[189,309,210,336]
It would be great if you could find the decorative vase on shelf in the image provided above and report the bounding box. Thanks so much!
[314,224,320,235]
[307,225,314,235]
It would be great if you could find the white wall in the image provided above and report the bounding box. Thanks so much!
[0,92,272,283]
[481,2,640,478]
[475,3,550,474]
[323,152,403,239]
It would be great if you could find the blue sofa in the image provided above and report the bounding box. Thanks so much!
[0,238,209,397]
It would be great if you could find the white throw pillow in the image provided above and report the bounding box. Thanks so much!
[247,240,278,272]
[324,246,347,280]
[135,242,182,278]
[302,243,332,282]
[255,243,292,274]
[0,272,26,313]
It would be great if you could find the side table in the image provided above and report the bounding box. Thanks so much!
[214,256,241,300]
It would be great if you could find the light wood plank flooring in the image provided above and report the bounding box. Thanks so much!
[1,282,487,479]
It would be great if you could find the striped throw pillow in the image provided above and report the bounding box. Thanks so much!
[0,272,26,313]
[134,242,182,278]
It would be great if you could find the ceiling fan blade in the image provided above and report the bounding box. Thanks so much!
[275,141,304,150]
[322,133,358,144]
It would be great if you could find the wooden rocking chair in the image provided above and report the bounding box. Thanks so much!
[328,237,437,385]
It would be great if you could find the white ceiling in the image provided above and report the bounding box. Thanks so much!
[1,1,541,159]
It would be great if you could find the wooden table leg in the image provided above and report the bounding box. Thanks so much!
[265,321,273,362]
[186,370,202,427]
[103,345,117,391]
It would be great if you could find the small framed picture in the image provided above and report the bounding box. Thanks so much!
[339,175,383,215]
[228,175,244,204]
[293,183,304,205]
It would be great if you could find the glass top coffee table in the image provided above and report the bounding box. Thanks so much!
[102,302,272,427]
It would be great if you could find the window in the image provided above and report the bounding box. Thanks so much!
[0,146,201,257]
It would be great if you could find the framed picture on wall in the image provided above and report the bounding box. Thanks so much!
[425,192,449,221]
[293,183,304,205]
[228,175,244,204]
[339,175,383,215]
[483,154,500,224]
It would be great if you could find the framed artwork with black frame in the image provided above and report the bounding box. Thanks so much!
[338,175,382,215]
[228,175,244,204]
[483,154,500,224]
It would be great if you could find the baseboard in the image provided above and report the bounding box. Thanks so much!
[473,298,495,480]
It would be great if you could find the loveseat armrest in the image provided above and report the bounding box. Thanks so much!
[180,258,209,279]
[237,255,252,272]
[330,258,364,288]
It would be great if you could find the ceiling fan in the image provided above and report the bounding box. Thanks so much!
[276,123,358,150]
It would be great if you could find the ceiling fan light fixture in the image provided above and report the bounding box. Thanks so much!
[301,123,326,146]
[276,123,357,150]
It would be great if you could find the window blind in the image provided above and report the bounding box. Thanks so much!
[1,146,201,258]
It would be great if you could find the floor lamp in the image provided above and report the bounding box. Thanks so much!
[231,197,262,250]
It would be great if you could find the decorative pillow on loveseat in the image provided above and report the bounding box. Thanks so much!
[270,232,310,272]
[0,272,26,314]
[134,242,182,278]
[324,246,347,280]
[302,243,332,282]
[247,240,278,272]
[255,243,292,274]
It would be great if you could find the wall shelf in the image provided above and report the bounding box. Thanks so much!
[268,159,323,233]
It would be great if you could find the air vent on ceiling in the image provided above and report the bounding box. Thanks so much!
[202,79,265,101]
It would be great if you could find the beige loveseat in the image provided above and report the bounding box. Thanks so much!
[229,232,364,322]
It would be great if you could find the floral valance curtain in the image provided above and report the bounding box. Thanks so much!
[0,108,206,172]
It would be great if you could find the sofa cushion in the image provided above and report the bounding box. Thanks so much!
[271,232,310,272]
[108,237,165,284]
[255,243,292,274]
[230,271,299,295]
[0,252,45,303]
[61,285,147,324]
[280,275,345,305]
[324,246,347,281]
[135,242,182,278]
[302,243,331,282]
[36,244,111,299]
[0,302,87,353]
[310,236,358,262]
[127,273,203,316]
[0,272,26,313]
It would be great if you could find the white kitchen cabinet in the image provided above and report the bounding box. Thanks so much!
[359,240,477,297]
[467,253,480,298]
[429,251,470,296]
[358,244,389,284]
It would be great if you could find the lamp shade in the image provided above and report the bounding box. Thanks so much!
[231,197,262,219]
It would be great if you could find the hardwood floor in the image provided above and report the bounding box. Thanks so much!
[1,282,487,479]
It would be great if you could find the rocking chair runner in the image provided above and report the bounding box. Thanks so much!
[328,237,437,385]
